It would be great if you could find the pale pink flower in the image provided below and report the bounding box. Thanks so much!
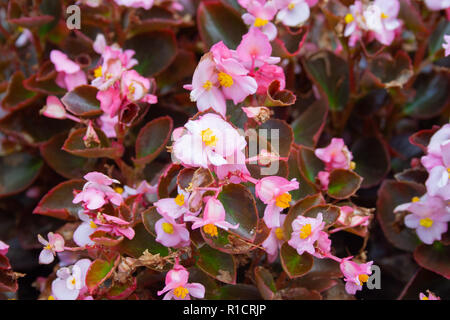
[38,232,65,264]
[287,213,326,255]
[73,172,123,210]
[363,0,401,46]
[262,215,287,262]
[424,0,450,11]
[97,86,122,117]
[185,198,239,237]
[237,27,280,69]
[50,50,87,91]
[214,160,250,184]
[41,96,67,119]
[122,180,157,200]
[98,113,119,138]
[315,138,354,171]
[343,1,366,47]
[241,1,278,41]
[420,291,441,300]
[121,70,157,104]
[93,213,135,240]
[274,0,310,27]
[340,258,373,295]
[73,210,97,247]
[114,0,154,9]
[155,187,193,219]
[172,113,247,168]
[255,176,299,228]
[443,35,450,57]
[0,240,9,256]
[421,124,450,171]
[155,215,190,248]
[157,262,205,300]
[252,63,285,94]
[51,259,91,300]
[337,206,370,229]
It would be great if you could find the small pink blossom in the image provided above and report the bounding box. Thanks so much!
[41,96,67,119]
[237,28,280,69]
[98,113,119,138]
[262,215,287,262]
[50,50,87,91]
[114,0,154,9]
[274,0,310,27]
[97,86,122,117]
[421,124,450,171]
[51,259,91,300]
[241,1,278,41]
[255,176,299,228]
[340,258,373,295]
[420,291,441,300]
[157,262,205,300]
[363,0,401,46]
[73,210,97,247]
[121,70,157,103]
[287,213,327,256]
[252,63,285,95]
[443,35,450,57]
[93,213,135,240]
[315,138,354,171]
[155,187,193,219]
[155,215,190,248]
[343,1,366,47]
[424,0,450,11]
[0,240,9,256]
[38,232,65,264]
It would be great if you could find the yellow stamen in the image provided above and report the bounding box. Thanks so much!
[48,295,55,300]
[128,83,135,95]
[419,218,433,228]
[114,186,124,194]
[218,72,233,88]
[71,278,76,286]
[412,196,420,203]
[381,12,389,19]
[94,66,102,78]
[44,244,52,250]
[89,221,98,229]
[275,193,291,209]
[299,224,312,239]
[345,13,354,24]
[162,222,174,234]
[203,80,213,91]
[203,224,218,237]
[201,128,217,147]
[421,296,429,300]
[254,17,269,27]
[358,274,369,285]
[175,194,185,206]
[288,2,295,10]
[447,168,450,179]
[173,286,189,299]
[350,161,356,170]
[275,227,284,240]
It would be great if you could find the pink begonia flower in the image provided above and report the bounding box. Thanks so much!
[157,262,205,300]
[184,53,227,116]
[73,172,123,210]
[122,180,157,199]
[41,96,67,119]
[114,0,154,9]
[241,1,278,41]
[97,86,122,117]
[344,1,366,47]
[155,214,190,248]
[185,198,239,237]
[50,50,87,91]
[262,214,286,262]
[51,259,91,300]
[421,124,450,171]
[94,213,135,240]
[402,195,450,245]
[255,176,299,228]
[0,240,9,256]
[172,113,247,168]
[337,206,370,229]
[214,161,250,184]
[98,113,119,138]
[420,291,441,300]
[237,27,280,69]
[340,258,373,295]
[315,138,354,171]
[363,0,401,46]
[274,0,310,27]
[210,42,258,105]
[121,69,157,104]
[252,63,285,95]
[287,213,329,256]
[242,106,270,120]
[73,210,97,247]
[155,187,194,219]
[424,0,450,11]
[38,232,65,264]
[15,28,32,48]
[443,35,450,56]
[77,0,102,7]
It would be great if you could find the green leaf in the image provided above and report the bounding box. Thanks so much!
[280,243,314,279]
[134,116,173,166]
[287,147,319,201]
[141,206,159,236]
[196,244,236,284]
[303,204,340,227]
[414,243,450,279]
[327,169,363,199]
[254,266,278,300]
[1,71,37,111]
[298,146,324,184]
[85,256,118,292]
[61,85,102,117]
[117,223,169,258]
[292,100,328,148]
[258,119,294,158]
[367,51,413,88]
[429,18,450,58]
[197,0,247,50]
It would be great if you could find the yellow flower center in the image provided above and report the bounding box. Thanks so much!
[173,286,189,299]
[128,83,136,95]
[412,196,420,203]
[114,186,124,194]
[288,2,295,10]
[44,244,52,250]
[350,161,356,170]
[381,12,389,19]
[71,278,76,286]
[203,80,213,91]
[48,295,55,300]
[203,224,218,237]
[94,66,102,78]
[218,72,233,87]
[275,227,284,240]
[254,17,269,27]
[201,128,217,147]
[275,193,291,209]
[89,221,98,229]
[162,222,174,234]
[299,224,312,239]
[421,296,429,300]
[345,13,354,24]
[358,274,369,285]
[419,218,433,228]
[447,168,450,179]
[175,194,185,206]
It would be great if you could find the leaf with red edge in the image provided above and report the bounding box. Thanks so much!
[298,146,324,184]
[352,136,390,188]
[196,244,237,284]
[258,118,293,158]
[264,80,297,107]
[134,116,173,166]
[0,269,18,293]
[141,206,159,236]
[376,180,424,252]
[106,278,137,300]
[40,131,97,179]
[367,51,413,88]
[197,0,247,50]
[292,100,328,148]
[414,243,450,279]
[409,126,440,152]
[61,85,102,117]
[62,127,124,159]
[7,0,54,28]
[272,26,309,58]
[287,147,319,201]
[85,255,119,293]
[117,223,169,258]
[1,71,37,111]
[254,266,279,300]
[23,74,65,95]
[327,169,363,200]
[303,205,340,227]
[0,152,43,198]
[125,30,177,76]
[33,179,84,221]
[157,164,183,199]
[280,243,314,279]
[398,0,427,34]
[90,230,124,246]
